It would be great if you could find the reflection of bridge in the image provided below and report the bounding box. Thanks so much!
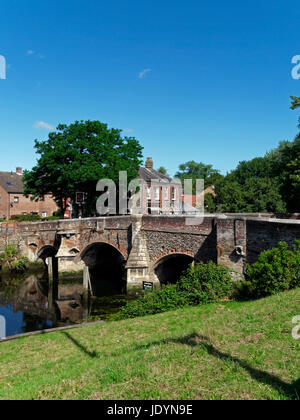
[1,214,300,291]
[13,275,85,326]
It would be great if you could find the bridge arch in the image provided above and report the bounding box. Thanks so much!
[152,252,196,286]
[80,242,126,296]
[37,245,58,261]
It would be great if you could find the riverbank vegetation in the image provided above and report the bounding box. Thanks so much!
[0,244,29,274]
[117,242,300,320]
[117,262,233,319]
[0,288,299,400]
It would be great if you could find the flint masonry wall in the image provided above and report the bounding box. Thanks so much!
[0,215,300,289]
[246,218,300,264]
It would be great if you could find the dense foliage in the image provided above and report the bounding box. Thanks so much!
[245,241,300,298]
[175,161,222,194]
[177,99,300,213]
[23,121,143,217]
[117,262,233,319]
[0,244,29,273]
[9,215,59,222]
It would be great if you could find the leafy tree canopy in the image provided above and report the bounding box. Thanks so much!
[157,166,169,176]
[290,96,300,110]
[175,161,222,194]
[23,120,143,216]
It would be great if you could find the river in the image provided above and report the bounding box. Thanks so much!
[0,269,133,339]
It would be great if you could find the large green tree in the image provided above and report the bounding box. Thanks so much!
[175,161,222,194]
[23,121,143,216]
[211,176,286,213]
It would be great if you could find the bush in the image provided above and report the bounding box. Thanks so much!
[117,286,188,319]
[0,243,29,273]
[178,261,233,304]
[117,262,233,320]
[246,241,300,297]
[10,214,41,222]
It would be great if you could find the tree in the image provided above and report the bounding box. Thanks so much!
[157,166,169,176]
[214,177,286,213]
[227,157,273,184]
[23,121,143,216]
[290,96,300,110]
[175,161,222,194]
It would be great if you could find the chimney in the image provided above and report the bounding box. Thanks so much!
[145,157,153,170]
[16,167,23,175]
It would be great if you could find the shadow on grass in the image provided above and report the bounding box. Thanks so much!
[134,333,300,400]
[62,329,299,400]
[62,331,98,358]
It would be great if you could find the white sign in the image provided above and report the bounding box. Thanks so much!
[0,315,6,339]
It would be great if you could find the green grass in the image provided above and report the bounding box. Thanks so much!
[0,289,299,400]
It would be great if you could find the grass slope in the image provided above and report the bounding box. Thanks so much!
[0,289,299,400]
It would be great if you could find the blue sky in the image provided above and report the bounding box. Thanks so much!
[0,0,299,176]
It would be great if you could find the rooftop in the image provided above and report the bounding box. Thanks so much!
[0,171,24,193]
[138,158,172,183]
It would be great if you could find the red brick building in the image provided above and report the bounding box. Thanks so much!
[0,168,59,219]
[137,158,182,215]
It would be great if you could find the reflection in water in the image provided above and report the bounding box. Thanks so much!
[0,271,131,338]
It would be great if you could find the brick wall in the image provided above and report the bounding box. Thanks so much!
[0,190,59,220]
[0,185,9,218]
[246,219,300,263]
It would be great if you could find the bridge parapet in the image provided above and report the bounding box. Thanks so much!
[1,215,300,290]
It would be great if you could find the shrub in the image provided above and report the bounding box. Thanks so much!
[117,285,188,319]
[177,261,233,304]
[10,214,41,222]
[246,241,300,297]
[0,243,29,273]
[42,216,60,221]
[117,262,233,320]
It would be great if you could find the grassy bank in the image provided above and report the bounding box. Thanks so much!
[0,288,299,400]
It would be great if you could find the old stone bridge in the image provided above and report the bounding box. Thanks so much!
[1,215,300,292]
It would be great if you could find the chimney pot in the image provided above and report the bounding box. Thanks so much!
[145,157,153,170]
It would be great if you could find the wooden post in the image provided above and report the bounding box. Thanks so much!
[48,257,58,311]
[83,265,90,293]
[83,265,92,320]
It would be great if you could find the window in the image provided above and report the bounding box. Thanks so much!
[155,188,160,201]
[164,187,169,201]
[14,197,19,203]
[146,186,151,200]
[172,187,177,201]
[42,212,47,218]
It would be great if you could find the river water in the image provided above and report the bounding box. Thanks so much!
[0,270,132,339]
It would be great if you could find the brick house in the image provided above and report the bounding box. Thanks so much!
[0,168,59,219]
[137,158,182,215]
[137,158,216,215]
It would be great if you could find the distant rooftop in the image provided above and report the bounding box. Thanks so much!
[0,170,24,193]
[138,158,172,183]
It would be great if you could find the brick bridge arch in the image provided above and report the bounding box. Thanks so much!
[78,240,127,264]
[8,214,298,291]
[37,245,58,261]
[78,241,127,295]
[151,252,197,285]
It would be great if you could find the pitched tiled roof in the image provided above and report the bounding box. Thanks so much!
[0,172,24,193]
[138,167,172,183]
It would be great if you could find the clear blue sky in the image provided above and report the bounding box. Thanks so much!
[0,0,299,176]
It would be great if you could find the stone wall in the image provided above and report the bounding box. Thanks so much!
[246,218,300,264]
[1,215,300,289]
